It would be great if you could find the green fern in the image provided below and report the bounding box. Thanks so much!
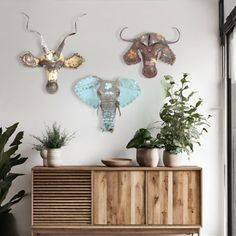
[32,122,75,149]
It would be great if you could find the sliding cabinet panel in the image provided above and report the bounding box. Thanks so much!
[173,170,201,225]
[32,170,92,226]
[147,170,201,226]
[147,171,173,224]
[93,171,146,225]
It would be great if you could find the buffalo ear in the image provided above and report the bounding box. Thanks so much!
[123,44,141,65]
[159,45,176,65]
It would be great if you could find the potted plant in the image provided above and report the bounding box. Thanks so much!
[157,73,211,167]
[126,128,161,167]
[0,123,28,236]
[32,122,75,167]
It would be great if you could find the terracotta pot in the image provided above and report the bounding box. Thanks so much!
[163,150,182,167]
[47,148,62,167]
[136,148,159,167]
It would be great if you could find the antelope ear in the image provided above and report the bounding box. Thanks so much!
[74,76,100,108]
[159,45,176,65]
[118,78,141,108]
[123,44,141,65]
[64,53,85,69]
[20,52,39,67]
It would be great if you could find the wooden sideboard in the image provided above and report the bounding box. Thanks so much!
[32,166,202,236]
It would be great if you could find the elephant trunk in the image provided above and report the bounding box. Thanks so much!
[100,101,120,132]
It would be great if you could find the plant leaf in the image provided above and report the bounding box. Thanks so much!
[10,131,23,147]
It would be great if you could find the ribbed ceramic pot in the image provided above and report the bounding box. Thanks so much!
[163,150,182,167]
[47,148,62,167]
[136,148,159,167]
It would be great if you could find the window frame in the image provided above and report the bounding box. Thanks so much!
[221,3,236,236]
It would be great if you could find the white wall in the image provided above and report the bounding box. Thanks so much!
[0,0,223,236]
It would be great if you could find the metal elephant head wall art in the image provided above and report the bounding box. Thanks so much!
[74,76,141,132]
[20,13,85,94]
[120,27,180,78]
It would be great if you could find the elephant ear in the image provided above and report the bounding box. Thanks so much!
[118,78,141,108]
[159,45,176,65]
[74,76,100,108]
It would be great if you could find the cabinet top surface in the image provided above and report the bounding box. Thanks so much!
[32,165,202,171]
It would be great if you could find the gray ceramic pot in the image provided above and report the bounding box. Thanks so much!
[136,148,159,167]
[163,150,182,167]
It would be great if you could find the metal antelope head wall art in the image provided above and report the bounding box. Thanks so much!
[120,27,180,78]
[20,13,85,94]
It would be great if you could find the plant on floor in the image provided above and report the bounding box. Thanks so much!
[0,123,27,215]
[157,73,211,155]
[32,122,75,149]
[0,123,28,235]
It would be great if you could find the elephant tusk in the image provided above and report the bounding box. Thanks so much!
[117,104,121,116]
[97,105,101,116]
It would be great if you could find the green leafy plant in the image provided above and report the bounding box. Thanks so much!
[32,122,75,149]
[126,128,161,149]
[157,73,211,154]
[0,123,27,216]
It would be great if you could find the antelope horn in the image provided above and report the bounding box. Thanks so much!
[55,13,86,58]
[165,27,181,44]
[22,12,51,56]
[119,27,136,42]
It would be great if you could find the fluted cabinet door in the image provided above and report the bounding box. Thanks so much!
[147,170,201,226]
[32,170,92,226]
[93,171,146,225]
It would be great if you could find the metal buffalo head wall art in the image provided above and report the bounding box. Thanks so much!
[20,13,85,94]
[120,27,180,78]
[74,76,140,132]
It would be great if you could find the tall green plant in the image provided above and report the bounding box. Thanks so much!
[157,73,211,154]
[0,123,27,216]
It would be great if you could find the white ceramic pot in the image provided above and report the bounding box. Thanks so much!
[47,148,62,167]
[137,148,159,167]
[40,149,48,167]
[163,150,182,167]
